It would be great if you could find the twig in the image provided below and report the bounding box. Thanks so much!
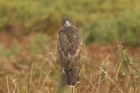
[97,55,109,91]
[96,65,123,93]
[79,65,85,75]
[80,68,100,93]
[116,61,122,82]
[50,52,59,73]
[82,86,91,93]
[82,78,106,93]
[129,64,140,73]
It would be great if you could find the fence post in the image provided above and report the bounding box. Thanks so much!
[58,69,72,93]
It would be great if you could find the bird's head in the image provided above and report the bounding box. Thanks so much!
[62,17,74,27]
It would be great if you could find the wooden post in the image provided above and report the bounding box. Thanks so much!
[58,69,72,93]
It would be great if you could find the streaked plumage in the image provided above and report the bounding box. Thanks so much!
[57,18,82,86]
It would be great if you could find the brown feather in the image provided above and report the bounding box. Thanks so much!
[57,18,82,86]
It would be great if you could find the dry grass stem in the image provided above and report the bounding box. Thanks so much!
[29,63,34,85]
[6,75,9,93]
[50,52,59,73]
[82,78,106,93]
[96,65,123,93]
[97,55,109,91]
[10,76,20,93]
[80,68,100,93]
[46,86,50,93]
[79,65,85,75]
[116,61,122,82]
[42,69,51,87]
[26,82,28,93]
[82,86,91,93]
[38,68,42,88]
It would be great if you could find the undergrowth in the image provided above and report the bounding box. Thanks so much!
[3,43,140,93]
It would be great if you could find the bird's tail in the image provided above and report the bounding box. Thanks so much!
[63,68,80,87]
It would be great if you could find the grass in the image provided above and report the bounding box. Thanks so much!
[6,64,52,93]
[0,0,140,92]
[0,33,139,93]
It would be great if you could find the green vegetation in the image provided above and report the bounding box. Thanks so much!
[117,45,140,92]
[27,33,52,54]
[82,11,140,45]
[0,0,140,93]
[0,40,20,57]
[0,0,140,45]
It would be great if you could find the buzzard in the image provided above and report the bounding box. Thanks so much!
[57,18,83,86]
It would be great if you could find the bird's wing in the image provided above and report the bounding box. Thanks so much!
[57,28,82,69]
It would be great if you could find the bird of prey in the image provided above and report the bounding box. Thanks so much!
[57,18,83,86]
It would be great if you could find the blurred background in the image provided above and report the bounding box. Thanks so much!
[0,0,140,93]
